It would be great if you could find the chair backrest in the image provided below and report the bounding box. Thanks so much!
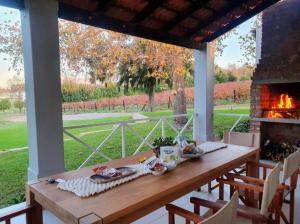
[282,149,300,184]
[223,131,260,148]
[202,191,238,224]
[260,163,281,216]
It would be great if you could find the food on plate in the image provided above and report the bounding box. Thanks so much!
[183,145,194,154]
[92,166,122,177]
[150,162,167,176]
[153,163,163,172]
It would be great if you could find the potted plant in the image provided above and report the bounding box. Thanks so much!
[152,136,175,157]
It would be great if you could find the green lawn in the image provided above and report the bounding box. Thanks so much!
[0,107,249,208]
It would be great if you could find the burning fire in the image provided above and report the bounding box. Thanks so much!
[268,94,296,118]
[277,94,294,109]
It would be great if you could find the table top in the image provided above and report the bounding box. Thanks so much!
[27,143,259,224]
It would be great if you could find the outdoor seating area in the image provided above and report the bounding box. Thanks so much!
[1,0,300,223]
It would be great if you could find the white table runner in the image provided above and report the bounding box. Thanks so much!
[57,164,151,197]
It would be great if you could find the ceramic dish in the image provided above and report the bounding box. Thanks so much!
[151,166,167,176]
[161,162,177,171]
[179,146,205,159]
[90,167,137,184]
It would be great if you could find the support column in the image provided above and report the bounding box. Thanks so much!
[193,43,215,141]
[21,0,64,180]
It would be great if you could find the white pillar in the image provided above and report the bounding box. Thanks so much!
[193,43,215,141]
[21,0,64,180]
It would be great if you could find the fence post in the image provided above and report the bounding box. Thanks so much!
[161,118,165,139]
[121,123,126,158]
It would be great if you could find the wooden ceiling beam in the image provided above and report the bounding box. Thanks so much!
[186,0,245,38]
[163,0,211,31]
[58,3,200,49]
[201,0,280,42]
[132,0,163,23]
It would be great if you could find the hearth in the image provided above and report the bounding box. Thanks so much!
[260,83,300,120]
[250,0,300,161]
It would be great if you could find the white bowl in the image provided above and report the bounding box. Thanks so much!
[162,162,177,171]
[151,166,167,176]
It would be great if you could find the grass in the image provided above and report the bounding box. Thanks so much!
[0,117,131,151]
[0,106,249,208]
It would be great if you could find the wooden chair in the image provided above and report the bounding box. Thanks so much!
[214,163,283,223]
[0,205,33,224]
[207,131,261,193]
[259,149,300,224]
[166,191,239,224]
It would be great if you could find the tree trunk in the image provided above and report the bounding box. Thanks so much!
[173,73,187,127]
[148,87,155,112]
[124,82,129,95]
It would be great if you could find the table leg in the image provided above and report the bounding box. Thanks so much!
[26,186,43,224]
[245,151,260,207]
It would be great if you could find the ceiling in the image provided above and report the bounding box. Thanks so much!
[1,0,280,49]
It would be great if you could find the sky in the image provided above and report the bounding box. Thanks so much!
[0,6,256,88]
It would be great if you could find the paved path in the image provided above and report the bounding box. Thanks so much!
[62,112,148,121]
[3,112,149,122]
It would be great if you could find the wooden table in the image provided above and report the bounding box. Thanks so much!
[26,144,259,224]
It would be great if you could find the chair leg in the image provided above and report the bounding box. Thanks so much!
[219,181,224,200]
[194,204,200,215]
[208,182,212,193]
[290,190,295,224]
[169,212,175,224]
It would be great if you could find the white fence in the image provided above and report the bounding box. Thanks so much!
[63,113,248,169]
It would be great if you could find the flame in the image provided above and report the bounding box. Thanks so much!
[268,94,296,118]
[278,94,294,109]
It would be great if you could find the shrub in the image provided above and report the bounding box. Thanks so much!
[233,119,250,133]
[0,99,11,111]
[14,100,25,112]
[240,75,251,81]
[61,81,121,102]
[215,72,237,83]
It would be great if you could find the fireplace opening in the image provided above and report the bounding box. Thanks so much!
[260,83,300,119]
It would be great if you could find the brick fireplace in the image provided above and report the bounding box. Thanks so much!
[250,0,300,156]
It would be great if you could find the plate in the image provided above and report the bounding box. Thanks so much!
[90,167,137,184]
[179,147,205,159]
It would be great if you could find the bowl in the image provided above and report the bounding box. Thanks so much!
[161,161,177,171]
[151,166,167,176]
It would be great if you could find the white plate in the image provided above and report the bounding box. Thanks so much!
[179,147,205,159]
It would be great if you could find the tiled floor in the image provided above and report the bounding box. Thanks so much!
[1,176,300,224]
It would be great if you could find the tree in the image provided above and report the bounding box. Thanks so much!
[7,75,24,99]
[0,12,23,74]
[117,59,136,95]
[0,99,11,111]
[14,100,25,112]
[161,45,193,126]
